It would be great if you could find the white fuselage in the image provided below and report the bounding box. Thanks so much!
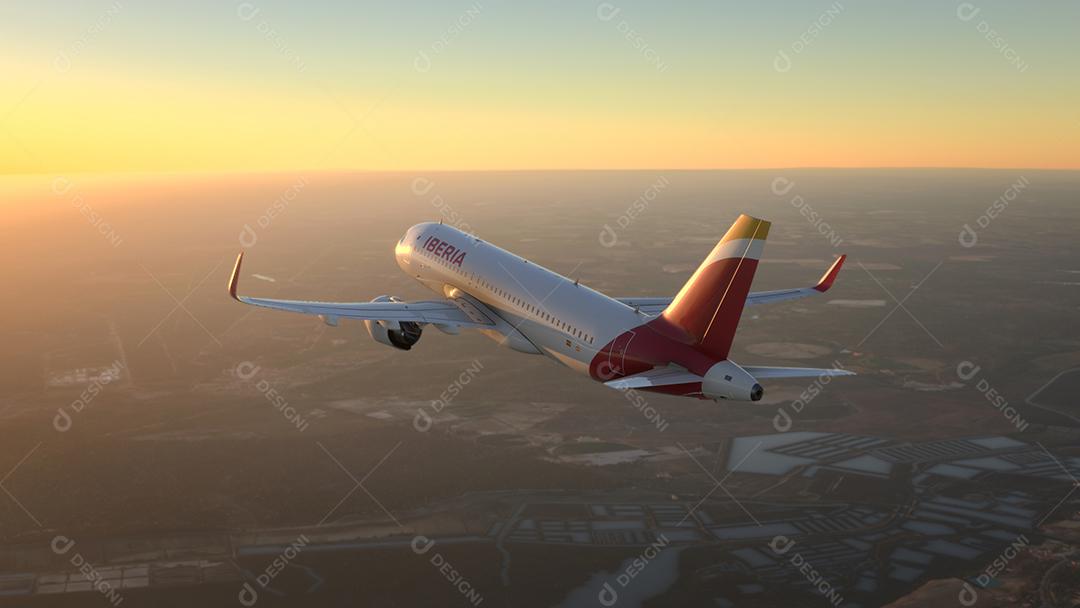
[394,222,644,374]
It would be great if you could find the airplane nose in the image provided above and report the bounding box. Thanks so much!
[751,384,764,401]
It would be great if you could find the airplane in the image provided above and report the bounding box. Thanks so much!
[228,214,853,402]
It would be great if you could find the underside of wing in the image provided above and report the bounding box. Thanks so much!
[227,252,493,328]
[615,255,846,313]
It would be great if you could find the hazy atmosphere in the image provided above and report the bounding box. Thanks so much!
[2,2,1079,607]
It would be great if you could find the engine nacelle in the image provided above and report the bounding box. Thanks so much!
[363,296,423,350]
[702,360,764,402]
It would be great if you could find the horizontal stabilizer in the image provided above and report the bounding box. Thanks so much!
[742,366,854,379]
[741,255,847,306]
[603,366,702,390]
[616,255,847,315]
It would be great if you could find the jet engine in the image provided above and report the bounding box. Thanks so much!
[363,296,423,350]
[701,360,764,402]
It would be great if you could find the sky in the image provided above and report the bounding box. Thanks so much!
[1,0,1078,175]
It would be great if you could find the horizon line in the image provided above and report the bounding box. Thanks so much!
[3,165,1079,180]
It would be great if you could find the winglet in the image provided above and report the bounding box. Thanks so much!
[813,254,846,292]
[228,251,244,301]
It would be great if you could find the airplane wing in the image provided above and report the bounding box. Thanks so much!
[227,252,494,328]
[616,255,846,315]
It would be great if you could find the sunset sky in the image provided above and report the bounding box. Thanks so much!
[2,0,1078,175]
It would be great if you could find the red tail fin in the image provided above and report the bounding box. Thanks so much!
[662,214,770,359]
